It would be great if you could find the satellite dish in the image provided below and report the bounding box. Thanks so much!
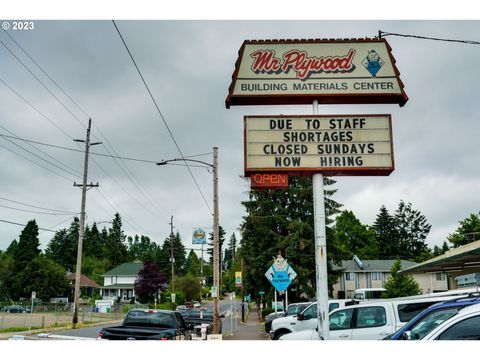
[353,255,364,270]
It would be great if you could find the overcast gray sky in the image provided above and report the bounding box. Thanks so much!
[0,20,479,256]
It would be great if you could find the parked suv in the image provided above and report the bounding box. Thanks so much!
[384,294,480,340]
[3,305,31,313]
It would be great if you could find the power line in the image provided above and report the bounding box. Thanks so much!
[111,20,212,215]
[0,37,87,130]
[0,123,82,177]
[0,132,210,167]
[0,196,77,214]
[379,30,480,45]
[0,134,80,178]
[0,141,74,182]
[0,203,77,216]
[2,29,91,119]
[0,76,75,140]
[0,218,57,232]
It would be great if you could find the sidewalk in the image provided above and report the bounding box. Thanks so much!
[223,303,270,340]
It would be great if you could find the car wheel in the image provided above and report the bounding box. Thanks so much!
[273,329,291,340]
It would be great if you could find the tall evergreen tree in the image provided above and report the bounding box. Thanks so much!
[45,221,79,271]
[106,213,128,267]
[207,226,226,265]
[334,210,378,259]
[447,212,480,248]
[13,219,41,273]
[158,232,186,281]
[371,205,399,259]
[184,250,201,276]
[84,223,106,260]
[394,201,432,262]
[240,176,343,301]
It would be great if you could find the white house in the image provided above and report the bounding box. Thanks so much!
[101,261,143,302]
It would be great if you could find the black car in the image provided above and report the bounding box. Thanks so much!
[4,305,31,313]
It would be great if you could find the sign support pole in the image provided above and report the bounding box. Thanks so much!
[274,290,277,314]
[312,99,329,340]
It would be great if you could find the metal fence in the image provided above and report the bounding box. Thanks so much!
[0,303,146,331]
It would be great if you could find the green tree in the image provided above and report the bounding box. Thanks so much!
[82,256,109,285]
[12,219,41,273]
[127,235,160,263]
[240,176,343,301]
[207,225,226,266]
[334,210,378,259]
[84,223,106,260]
[371,205,399,259]
[382,259,421,298]
[106,213,129,267]
[447,212,480,248]
[224,233,237,270]
[20,255,69,301]
[176,273,202,301]
[45,221,79,271]
[158,232,186,282]
[0,251,14,300]
[395,201,432,262]
[184,250,201,276]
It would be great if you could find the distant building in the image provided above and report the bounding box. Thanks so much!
[66,272,101,300]
[100,261,144,302]
[332,259,448,299]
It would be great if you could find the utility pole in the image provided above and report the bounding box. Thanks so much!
[213,147,220,334]
[72,118,101,327]
[169,216,175,295]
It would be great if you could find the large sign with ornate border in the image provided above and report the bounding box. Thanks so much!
[226,38,408,108]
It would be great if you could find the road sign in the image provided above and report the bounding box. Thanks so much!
[259,290,265,295]
[211,286,218,298]
[31,291,36,299]
[171,293,176,303]
[265,255,297,292]
[192,228,207,244]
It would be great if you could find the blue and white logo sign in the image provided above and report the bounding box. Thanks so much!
[362,49,385,77]
[264,255,297,292]
[192,228,207,245]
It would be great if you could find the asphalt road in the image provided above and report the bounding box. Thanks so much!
[42,297,243,339]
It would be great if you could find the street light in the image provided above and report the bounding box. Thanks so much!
[156,147,220,334]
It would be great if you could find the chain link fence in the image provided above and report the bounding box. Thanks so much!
[0,303,146,331]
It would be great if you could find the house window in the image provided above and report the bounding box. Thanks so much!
[345,272,355,281]
[436,272,445,281]
[371,272,381,281]
[111,276,117,284]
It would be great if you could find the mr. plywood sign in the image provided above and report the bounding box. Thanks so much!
[244,115,394,176]
[226,38,408,108]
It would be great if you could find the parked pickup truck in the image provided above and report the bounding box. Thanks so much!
[97,309,193,340]
[279,293,471,340]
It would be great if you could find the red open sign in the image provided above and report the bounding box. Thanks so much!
[250,173,288,189]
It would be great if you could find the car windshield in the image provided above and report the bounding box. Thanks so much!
[409,307,460,340]
[391,307,460,340]
[286,304,303,315]
[123,311,177,328]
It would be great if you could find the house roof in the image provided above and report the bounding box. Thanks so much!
[333,259,418,272]
[66,273,101,288]
[103,262,143,277]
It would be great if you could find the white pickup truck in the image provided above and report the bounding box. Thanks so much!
[278,294,467,340]
[270,299,358,340]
